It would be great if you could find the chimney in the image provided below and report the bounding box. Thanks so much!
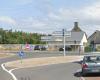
[71,22,82,32]
[74,22,78,27]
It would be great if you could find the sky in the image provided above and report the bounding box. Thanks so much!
[0,0,100,36]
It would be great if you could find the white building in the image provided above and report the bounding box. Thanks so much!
[41,22,87,53]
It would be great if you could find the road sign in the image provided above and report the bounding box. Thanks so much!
[18,51,25,57]
[18,51,25,64]
[25,43,30,49]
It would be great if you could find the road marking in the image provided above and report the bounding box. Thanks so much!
[1,63,18,80]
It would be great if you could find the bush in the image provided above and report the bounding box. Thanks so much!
[85,46,92,52]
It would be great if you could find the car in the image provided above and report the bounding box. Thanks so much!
[41,46,46,51]
[34,45,40,50]
[81,55,100,75]
[59,47,72,51]
[59,48,63,51]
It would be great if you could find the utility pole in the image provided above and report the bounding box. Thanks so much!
[62,29,66,56]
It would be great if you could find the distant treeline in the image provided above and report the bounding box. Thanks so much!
[0,28,45,44]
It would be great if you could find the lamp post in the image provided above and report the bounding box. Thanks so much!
[62,29,66,56]
[0,35,2,43]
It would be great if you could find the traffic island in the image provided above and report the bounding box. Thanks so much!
[0,53,15,59]
[5,56,83,69]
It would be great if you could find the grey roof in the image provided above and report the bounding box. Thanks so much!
[51,31,85,42]
[66,31,85,41]
[41,31,85,42]
[88,30,100,44]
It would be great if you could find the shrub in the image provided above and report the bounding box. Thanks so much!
[85,46,92,52]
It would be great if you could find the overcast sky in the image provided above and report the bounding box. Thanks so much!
[0,0,100,36]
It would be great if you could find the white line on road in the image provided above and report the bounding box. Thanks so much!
[1,63,18,80]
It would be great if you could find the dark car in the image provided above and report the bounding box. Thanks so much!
[40,46,46,51]
[59,48,63,51]
[59,47,71,51]
[34,45,40,50]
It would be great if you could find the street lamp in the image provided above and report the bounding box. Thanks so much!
[62,29,66,56]
[0,35,2,43]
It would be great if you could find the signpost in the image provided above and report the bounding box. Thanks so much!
[18,51,25,63]
[62,29,71,56]
[62,29,66,56]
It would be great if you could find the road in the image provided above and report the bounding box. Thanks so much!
[13,62,100,80]
[0,55,19,80]
[1,51,100,80]
[12,62,82,80]
[0,51,63,80]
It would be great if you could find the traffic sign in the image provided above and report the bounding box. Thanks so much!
[18,51,25,64]
[25,43,30,49]
[18,51,25,57]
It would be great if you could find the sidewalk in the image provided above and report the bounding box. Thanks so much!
[5,56,83,69]
[0,53,15,59]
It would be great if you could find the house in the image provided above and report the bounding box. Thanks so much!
[88,30,100,51]
[41,22,87,53]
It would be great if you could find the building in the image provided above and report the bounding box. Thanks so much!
[88,30,100,51]
[41,22,87,53]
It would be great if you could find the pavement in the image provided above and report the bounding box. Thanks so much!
[13,62,82,80]
[5,56,83,69]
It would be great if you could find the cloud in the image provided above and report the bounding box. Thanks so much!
[1,0,100,35]
[47,0,100,21]
[14,0,100,34]
[44,1,100,35]
[14,17,49,33]
[83,1,100,19]
[0,16,16,25]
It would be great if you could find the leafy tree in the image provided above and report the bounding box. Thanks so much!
[0,28,45,44]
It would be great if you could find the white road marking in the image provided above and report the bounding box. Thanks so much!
[1,63,18,80]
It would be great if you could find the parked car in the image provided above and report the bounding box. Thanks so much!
[40,46,46,51]
[34,45,46,51]
[59,48,63,51]
[81,55,100,75]
[59,47,72,51]
[34,45,40,50]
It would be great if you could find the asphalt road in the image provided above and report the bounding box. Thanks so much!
[0,56,19,80]
[1,51,100,80]
[13,62,81,80]
[0,51,64,80]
